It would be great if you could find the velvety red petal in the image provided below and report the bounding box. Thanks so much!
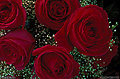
[55,20,73,52]
[34,58,46,79]
[41,52,59,73]
[71,60,80,77]
[84,5,108,22]
[32,45,54,56]
[3,29,35,42]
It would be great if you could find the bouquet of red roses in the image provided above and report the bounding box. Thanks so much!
[0,0,119,79]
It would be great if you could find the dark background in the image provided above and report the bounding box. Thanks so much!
[97,0,120,77]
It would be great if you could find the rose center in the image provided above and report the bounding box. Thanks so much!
[0,5,7,11]
[2,44,15,57]
[0,12,7,20]
[0,4,11,22]
[2,45,11,53]
[50,2,66,17]
[87,27,96,37]
[55,66,64,75]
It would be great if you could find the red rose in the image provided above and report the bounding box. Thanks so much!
[32,45,80,79]
[0,0,26,30]
[0,29,35,70]
[35,0,81,30]
[55,5,112,56]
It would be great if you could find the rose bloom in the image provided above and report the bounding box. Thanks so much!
[55,5,112,56]
[0,29,35,70]
[0,0,26,30]
[32,45,80,79]
[35,0,81,30]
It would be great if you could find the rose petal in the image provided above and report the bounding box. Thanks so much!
[55,20,73,52]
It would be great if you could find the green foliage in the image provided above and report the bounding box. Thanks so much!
[80,0,97,7]
[109,21,118,31]
[70,47,105,79]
